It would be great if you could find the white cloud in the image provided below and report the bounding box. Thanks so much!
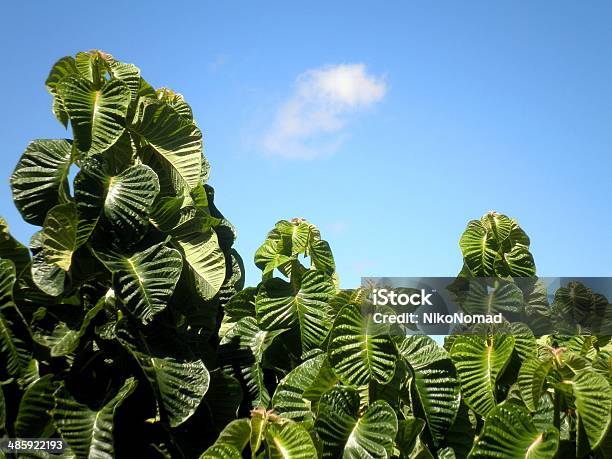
[263,64,386,159]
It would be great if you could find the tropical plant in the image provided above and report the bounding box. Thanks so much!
[0,51,610,459]
[0,50,243,458]
[203,213,611,459]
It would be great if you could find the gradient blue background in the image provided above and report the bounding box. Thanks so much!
[1,1,610,288]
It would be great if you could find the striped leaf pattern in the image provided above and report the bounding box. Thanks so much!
[96,241,182,324]
[10,139,72,226]
[315,387,397,459]
[450,335,514,416]
[256,270,335,353]
[469,403,559,458]
[131,99,203,190]
[328,303,396,386]
[272,353,337,422]
[42,203,78,272]
[398,335,461,445]
[265,422,318,459]
[174,229,226,300]
[117,327,210,428]
[58,76,130,154]
[53,378,137,459]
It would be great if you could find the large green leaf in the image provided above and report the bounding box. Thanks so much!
[10,139,72,226]
[398,335,460,445]
[395,417,426,457]
[131,99,203,190]
[0,218,30,276]
[74,157,159,239]
[272,353,337,422]
[0,259,32,379]
[30,231,65,297]
[461,279,524,315]
[53,377,137,459]
[468,403,559,458]
[45,56,79,126]
[315,387,398,458]
[116,326,210,427]
[156,88,193,121]
[215,418,251,451]
[200,444,242,459]
[328,303,396,386]
[42,203,78,272]
[58,76,130,154]
[450,335,515,416]
[95,241,182,324]
[219,317,288,408]
[265,422,318,458]
[459,220,497,276]
[256,270,335,353]
[173,229,226,300]
[254,223,293,278]
[15,375,59,438]
[518,357,553,412]
[571,370,611,451]
[103,55,141,102]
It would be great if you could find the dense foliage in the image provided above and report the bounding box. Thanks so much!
[1,50,243,458]
[0,52,610,459]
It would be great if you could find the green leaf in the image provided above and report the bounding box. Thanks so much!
[49,298,105,357]
[468,403,559,458]
[95,241,182,324]
[315,387,398,458]
[116,326,210,427]
[219,287,257,338]
[450,335,514,416]
[75,157,160,239]
[30,230,65,297]
[265,422,318,459]
[0,259,32,379]
[42,203,78,272]
[173,229,226,300]
[200,444,242,459]
[0,217,30,276]
[131,99,203,190]
[461,279,524,315]
[395,417,425,457]
[501,244,536,277]
[256,270,335,353]
[215,418,251,451]
[58,76,130,154]
[518,358,553,412]
[571,370,611,451]
[45,56,79,126]
[398,335,460,445]
[10,139,72,226]
[104,56,141,102]
[15,375,59,438]
[156,88,193,121]
[310,239,336,275]
[272,353,337,422]
[219,317,288,408]
[328,303,396,386]
[53,377,137,459]
[460,220,497,276]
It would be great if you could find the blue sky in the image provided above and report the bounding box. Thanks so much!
[1,1,611,288]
